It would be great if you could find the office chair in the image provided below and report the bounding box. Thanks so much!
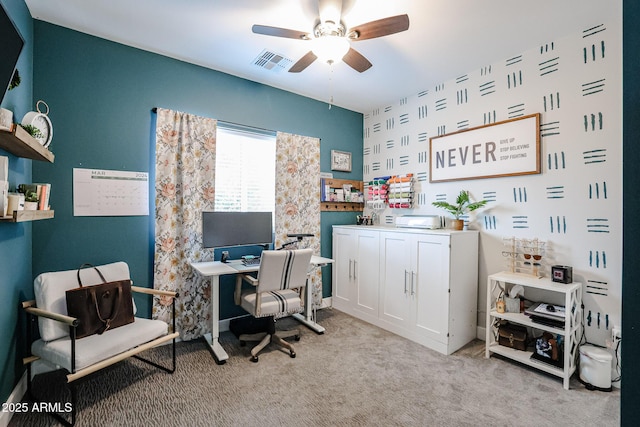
[234,248,313,362]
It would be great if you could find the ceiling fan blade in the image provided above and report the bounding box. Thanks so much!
[342,47,372,73]
[348,14,410,41]
[252,24,310,40]
[289,51,318,73]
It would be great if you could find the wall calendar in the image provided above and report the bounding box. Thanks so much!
[73,168,149,216]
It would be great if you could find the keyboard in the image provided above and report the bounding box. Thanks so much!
[242,256,261,266]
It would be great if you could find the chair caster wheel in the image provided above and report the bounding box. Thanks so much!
[290,351,296,358]
[294,335,300,341]
[251,356,259,363]
[239,341,246,347]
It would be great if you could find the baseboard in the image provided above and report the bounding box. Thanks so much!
[0,371,27,427]
[477,326,486,341]
[319,297,331,309]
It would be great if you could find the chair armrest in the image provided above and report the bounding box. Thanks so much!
[22,300,78,327]
[131,286,178,299]
[234,274,259,305]
[240,274,258,286]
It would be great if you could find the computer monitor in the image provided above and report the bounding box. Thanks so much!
[0,3,24,105]
[202,211,273,249]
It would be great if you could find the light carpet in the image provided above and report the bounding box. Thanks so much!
[10,309,620,426]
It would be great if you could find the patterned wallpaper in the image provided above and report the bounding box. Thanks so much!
[362,18,621,346]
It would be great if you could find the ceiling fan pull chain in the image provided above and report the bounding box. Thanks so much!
[328,61,335,109]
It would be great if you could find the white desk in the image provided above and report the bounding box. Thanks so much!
[191,255,333,364]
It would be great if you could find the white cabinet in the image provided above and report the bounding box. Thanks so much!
[379,232,453,345]
[485,271,582,390]
[412,233,452,345]
[379,231,413,329]
[333,225,478,355]
[332,227,379,322]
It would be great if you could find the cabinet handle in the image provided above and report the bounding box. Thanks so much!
[404,270,408,294]
[354,260,357,280]
[411,271,416,295]
[348,259,352,279]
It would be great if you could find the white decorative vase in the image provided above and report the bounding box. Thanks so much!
[24,201,38,210]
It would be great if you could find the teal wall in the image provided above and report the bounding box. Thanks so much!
[0,0,33,406]
[29,23,362,316]
[1,12,361,403]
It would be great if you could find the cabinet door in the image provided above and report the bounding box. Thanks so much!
[353,229,380,317]
[332,228,355,310]
[413,234,450,344]
[379,231,413,328]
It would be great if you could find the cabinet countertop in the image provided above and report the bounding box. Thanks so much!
[332,224,479,235]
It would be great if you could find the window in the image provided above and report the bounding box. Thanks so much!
[214,124,276,213]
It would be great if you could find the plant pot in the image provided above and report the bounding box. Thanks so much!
[24,201,38,210]
[451,219,464,230]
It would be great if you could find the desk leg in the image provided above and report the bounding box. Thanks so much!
[203,274,229,364]
[292,270,325,334]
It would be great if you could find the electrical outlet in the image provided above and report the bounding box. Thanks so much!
[612,326,622,340]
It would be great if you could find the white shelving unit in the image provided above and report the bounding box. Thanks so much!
[485,271,582,390]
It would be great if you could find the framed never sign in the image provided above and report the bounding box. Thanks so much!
[429,113,540,182]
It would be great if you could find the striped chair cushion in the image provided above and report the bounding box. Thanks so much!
[240,289,303,319]
[256,249,312,293]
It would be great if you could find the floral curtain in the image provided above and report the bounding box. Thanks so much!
[275,132,322,307]
[153,108,217,340]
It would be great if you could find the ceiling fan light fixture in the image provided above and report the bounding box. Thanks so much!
[312,35,350,64]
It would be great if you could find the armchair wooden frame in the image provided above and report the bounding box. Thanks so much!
[22,286,179,427]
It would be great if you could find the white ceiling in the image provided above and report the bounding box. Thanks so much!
[24,0,616,113]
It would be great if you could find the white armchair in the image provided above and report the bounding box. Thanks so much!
[22,261,179,426]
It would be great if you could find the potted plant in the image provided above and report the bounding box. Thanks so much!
[19,124,44,140]
[24,190,39,210]
[432,190,488,230]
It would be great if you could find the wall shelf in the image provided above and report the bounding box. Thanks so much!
[0,124,55,163]
[0,210,54,223]
[1,124,55,223]
[320,202,364,212]
[320,178,364,212]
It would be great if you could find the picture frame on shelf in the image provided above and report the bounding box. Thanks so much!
[331,150,352,172]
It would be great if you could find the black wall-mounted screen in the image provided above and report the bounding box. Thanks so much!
[0,3,24,105]
[202,211,273,249]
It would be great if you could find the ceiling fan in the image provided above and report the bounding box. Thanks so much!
[252,0,409,73]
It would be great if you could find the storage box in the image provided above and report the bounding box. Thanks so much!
[498,323,527,351]
[229,316,274,338]
[504,296,520,313]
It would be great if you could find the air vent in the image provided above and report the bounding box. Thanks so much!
[253,50,293,72]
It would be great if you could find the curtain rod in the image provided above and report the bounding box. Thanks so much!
[151,108,276,136]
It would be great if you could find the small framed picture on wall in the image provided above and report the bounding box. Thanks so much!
[331,150,352,172]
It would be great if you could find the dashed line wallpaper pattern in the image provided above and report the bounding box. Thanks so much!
[362,19,621,346]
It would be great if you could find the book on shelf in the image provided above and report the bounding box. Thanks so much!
[34,183,51,210]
